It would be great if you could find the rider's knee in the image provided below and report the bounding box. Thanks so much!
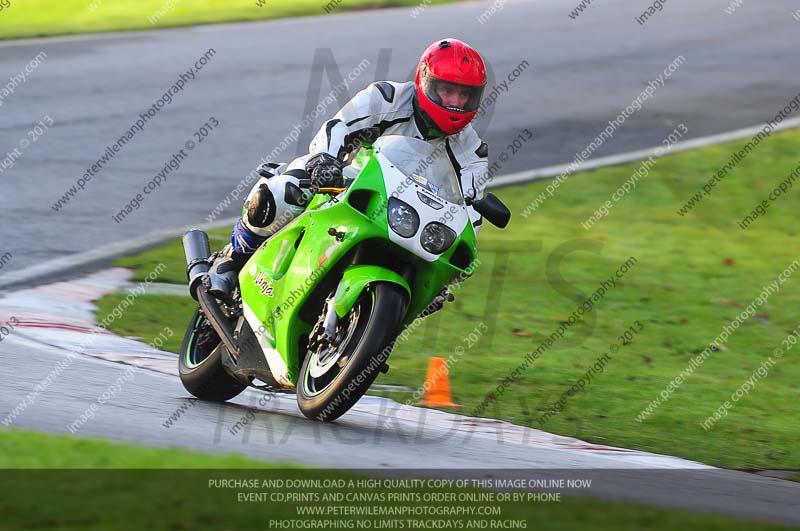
[239,165,308,238]
[245,183,276,228]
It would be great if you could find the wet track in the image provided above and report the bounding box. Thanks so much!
[1,0,800,525]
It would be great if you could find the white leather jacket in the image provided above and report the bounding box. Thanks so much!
[309,81,489,230]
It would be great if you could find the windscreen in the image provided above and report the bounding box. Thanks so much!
[375,135,464,205]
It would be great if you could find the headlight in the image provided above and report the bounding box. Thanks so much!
[387,197,420,238]
[420,222,456,254]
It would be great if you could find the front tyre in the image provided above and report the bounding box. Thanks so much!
[297,283,406,422]
[179,308,247,402]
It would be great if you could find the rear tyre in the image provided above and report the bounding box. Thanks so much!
[297,283,406,422]
[179,308,247,401]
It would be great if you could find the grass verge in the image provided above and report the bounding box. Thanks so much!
[1,429,792,530]
[0,427,294,468]
[99,129,800,469]
[0,0,453,40]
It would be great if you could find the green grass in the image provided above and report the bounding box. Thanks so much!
[1,429,793,530]
[115,229,229,285]
[96,289,195,353]
[0,427,295,468]
[100,129,800,470]
[0,0,454,40]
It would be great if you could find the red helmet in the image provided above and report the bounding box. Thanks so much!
[414,38,487,135]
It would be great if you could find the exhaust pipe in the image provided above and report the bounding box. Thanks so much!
[183,229,240,357]
[183,229,211,300]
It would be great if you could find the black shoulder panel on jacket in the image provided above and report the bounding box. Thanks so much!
[373,81,395,103]
[325,118,342,146]
[475,142,489,158]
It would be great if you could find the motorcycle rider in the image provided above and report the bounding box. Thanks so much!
[208,38,490,302]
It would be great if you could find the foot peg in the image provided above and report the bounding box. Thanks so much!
[423,288,455,316]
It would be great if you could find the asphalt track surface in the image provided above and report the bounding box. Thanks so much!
[0,269,798,526]
[2,0,800,525]
[1,0,800,272]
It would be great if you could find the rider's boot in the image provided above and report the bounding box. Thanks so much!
[206,219,264,301]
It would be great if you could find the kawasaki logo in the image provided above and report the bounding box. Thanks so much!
[253,271,274,297]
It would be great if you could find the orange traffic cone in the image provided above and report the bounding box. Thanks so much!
[418,357,461,407]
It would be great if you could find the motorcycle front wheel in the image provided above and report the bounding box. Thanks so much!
[297,282,406,422]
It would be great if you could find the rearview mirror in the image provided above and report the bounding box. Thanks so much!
[469,192,510,228]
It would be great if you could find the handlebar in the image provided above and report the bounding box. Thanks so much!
[297,178,349,195]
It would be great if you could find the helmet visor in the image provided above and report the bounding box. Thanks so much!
[421,73,485,114]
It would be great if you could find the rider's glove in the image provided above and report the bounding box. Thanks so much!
[305,152,344,189]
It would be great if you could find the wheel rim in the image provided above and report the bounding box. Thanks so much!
[309,303,360,379]
[184,313,221,369]
[302,291,373,397]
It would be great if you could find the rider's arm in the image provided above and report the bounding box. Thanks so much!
[449,126,489,234]
[309,82,409,161]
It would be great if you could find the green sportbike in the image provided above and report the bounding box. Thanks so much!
[179,135,510,421]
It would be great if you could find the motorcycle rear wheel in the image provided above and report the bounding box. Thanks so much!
[179,308,247,402]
